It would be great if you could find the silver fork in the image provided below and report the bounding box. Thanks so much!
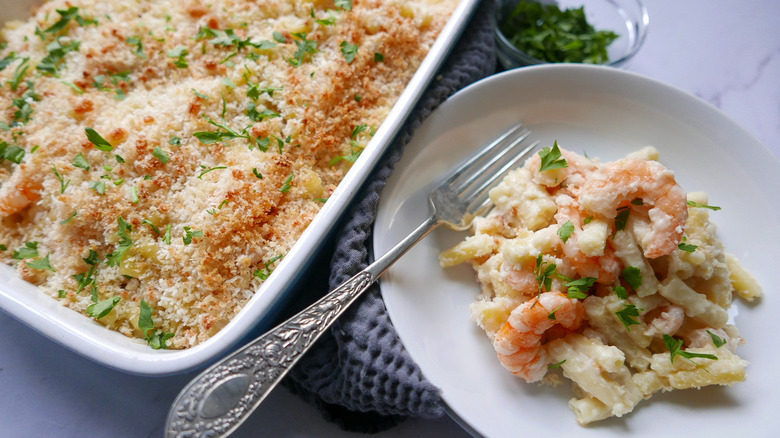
[164,123,540,438]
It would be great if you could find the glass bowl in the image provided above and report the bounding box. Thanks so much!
[494,0,649,69]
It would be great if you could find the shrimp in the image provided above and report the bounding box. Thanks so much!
[493,291,585,383]
[0,172,41,216]
[526,147,598,196]
[500,261,539,297]
[554,195,621,284]
[644,304,685,337]
[579,158,688,259]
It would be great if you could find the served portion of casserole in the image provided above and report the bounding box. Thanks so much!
[0,0,456,349]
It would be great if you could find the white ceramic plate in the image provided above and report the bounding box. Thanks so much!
[0,0,480,376]
[374,64,780,437]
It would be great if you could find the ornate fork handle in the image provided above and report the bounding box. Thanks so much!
[165,216,439,438]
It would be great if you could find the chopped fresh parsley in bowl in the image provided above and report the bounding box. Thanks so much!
[494,0,648,69]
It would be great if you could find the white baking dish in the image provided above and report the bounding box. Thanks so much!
[0,0,480,376]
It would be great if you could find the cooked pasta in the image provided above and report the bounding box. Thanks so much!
[440,143,762,424]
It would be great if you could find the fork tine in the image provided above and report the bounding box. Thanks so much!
[444,122,529,186]
[451,128,532,195]
[431,122,542,231]
[457,135,539,203]
[464,139,540,215]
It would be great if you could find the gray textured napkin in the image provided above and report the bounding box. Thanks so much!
[283,0,497,432]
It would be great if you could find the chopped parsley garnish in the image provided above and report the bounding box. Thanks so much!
[62,80,84,93]
[37,38,81,76]
[534,254,556,296]
[687,200,721,211]
[106,217,133,267]
[152,146,170,164]
[538,141,567,172]
[73,250,100,294]
[72,152,90,170]
[329,123,372,165]
[0,53,17,71]
[191,88,209,100]
[273,31,286,44]
[168,136,182,146]
[166,46,189,68]
[340,41,359,63]
[563,276,596,299]
[220,77,237,89]
[312,8,337,26]
[499,0,618,64]
[255,136,271,152]
[142,219,160,235]
[677,236,698,253]
[335,0,353,11]
[182,227,203,245]
[557,220,574,243]
[252,168,263,179]
[52,165,70,193]
[198,165,227,179]
[246,83,282,101]
[280,172,294,193]
[130,186,140,204]
[83,249,101,266]
[193,115,250,144]
[10,81,39,125]
[126,36,146,58]
[547,360,566,369]
[374,52,384,62]
[247,104,280,122]
[614,205,631,232]
[351,123,369,139]
[613,285,628,300]
[139,300,174,349]
[85,127,113,151]
[286,32,318,66]
[9,57,30,91]
[162,224,172,245]
[663,334,718,364]
[206,199,230,215]
[26,253,56,271]
[44,6,96,34]
[87,296,120,319]
[92,72,130,100]
[60,211,77,224]
[202,28,276,53]
[13,241,39,260]
[707,330,727,348]
[615,303,641,330]
[89,180,106,195]
[0,141,26,164]
[253,254,283,280]
[621,266,642,291]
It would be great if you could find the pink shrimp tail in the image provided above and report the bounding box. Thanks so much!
[493,292,585,383]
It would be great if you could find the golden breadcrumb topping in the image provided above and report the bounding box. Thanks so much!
[0,0,457,349]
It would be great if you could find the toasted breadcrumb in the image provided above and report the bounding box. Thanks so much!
[0,0,457,349]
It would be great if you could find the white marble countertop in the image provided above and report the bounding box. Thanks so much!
[1,1,778,437]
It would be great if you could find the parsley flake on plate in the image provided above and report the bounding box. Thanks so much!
[538,141,567,172]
